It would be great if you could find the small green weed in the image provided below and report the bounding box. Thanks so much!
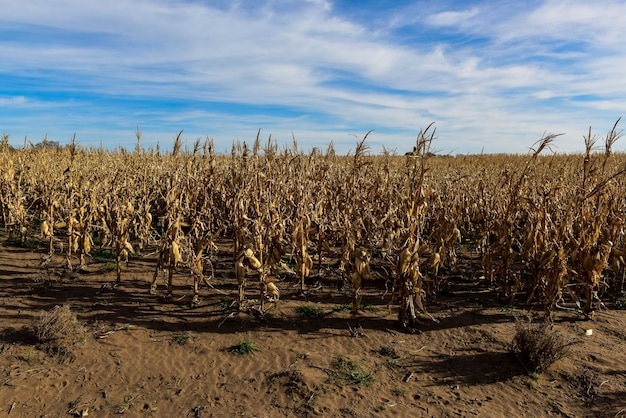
[377,345,400,359]
[332,303,351,312]
[361,304,380,313]
[384,358,401,370]
[296,305,325,319]
[103,262,116,272]
[220,298,236,309]
[23,348,36,364]
[3,238,41,249]
[171,332,192,345]
[332,302,377,313]
[230,340,256,355]
[500,306,521,314]
[91,248,116,263]
[470,306,484,315]
[116,395,136,413]
[262,310,279,321]
[329,357,374,386]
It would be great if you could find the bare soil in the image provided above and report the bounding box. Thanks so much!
[1,236,625,418]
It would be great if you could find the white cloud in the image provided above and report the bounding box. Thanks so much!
[0,96,29,106]
[429,7,480,26]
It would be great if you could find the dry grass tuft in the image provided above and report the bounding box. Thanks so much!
[34,305,86,354]
[511,317,573,373]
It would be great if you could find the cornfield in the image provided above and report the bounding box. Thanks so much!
[1,122,625,330]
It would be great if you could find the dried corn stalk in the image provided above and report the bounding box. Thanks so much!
[351,247,371,317]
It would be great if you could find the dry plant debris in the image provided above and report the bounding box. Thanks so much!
[511,317,574,373]
[33,305,86,354]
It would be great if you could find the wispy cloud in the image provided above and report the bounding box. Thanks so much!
[429,7,480,26]
[0,0,624,154]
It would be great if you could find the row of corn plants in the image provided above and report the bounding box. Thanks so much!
[0,122,625,327]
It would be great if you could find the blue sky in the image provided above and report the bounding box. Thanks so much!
[1,0,625,154]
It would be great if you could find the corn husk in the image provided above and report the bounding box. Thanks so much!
[266,281,280,300]
[244,248,262,269]
[171,240,182,264]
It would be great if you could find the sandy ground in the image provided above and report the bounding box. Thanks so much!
[1,236,625,418]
